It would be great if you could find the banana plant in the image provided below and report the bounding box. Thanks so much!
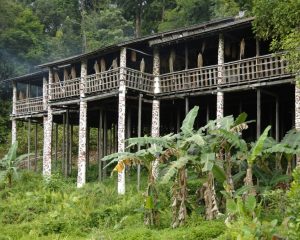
[0,141,31,187]
[244,126,271,196]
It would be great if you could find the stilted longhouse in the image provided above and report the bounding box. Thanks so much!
[9,17,298,193]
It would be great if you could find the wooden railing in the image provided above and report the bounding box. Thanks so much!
[223,53,289,86]
[45,53,290,102]
[85,68,119,94]
[49,77,81,100]
[160,65,218,93]
[15,97,43,115]
[125,68,153,92]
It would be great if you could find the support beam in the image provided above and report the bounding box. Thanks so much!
[69,124,73,175]
[137,93,142,191]
[103,111,107,177]
[77,60,87,188]
[276,98,279,142]
[206,103,210,123]
[55,123,58,170]
[118,47,127,194]
[98,109,103,181]
[62,113,66,175]
[12,81,17,144]
[216,33,224,120]
[43,68,53,178]
[27,118,31,170]
[184,43,188,70]
[295,84,300,166]
[34,123,38,172]
[66,109,70,176]
[151,47,160,137]
[185,97,189,115]
[257,88,261,138]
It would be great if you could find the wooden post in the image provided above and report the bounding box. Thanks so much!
[66,109,70,176]
[152,47,160,137]
[43,68,53,178]
[34,123,38,172]
[27,118,31,170]
[127,108,132,140]
[217,33,224,120]
[118,47,127,194]
[185,97,189,115]
[62,113,66,175]
[77,59,87,188]
[295,84,300,165]
[137,93,142,191]
[69,124,73,175]
[276,97,279,142]
[86,126,90,169]
[55,123,58,170]
[206,103,210,123]
[185,43,188,70]
[177,108,180,133]
[98,109,103,181]
[257,88,261,139]
[103,111,107,177]
[12,81,17,144]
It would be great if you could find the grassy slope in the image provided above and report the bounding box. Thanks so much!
[0,171,225,240]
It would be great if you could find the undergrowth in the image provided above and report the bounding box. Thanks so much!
[0,170,225,240]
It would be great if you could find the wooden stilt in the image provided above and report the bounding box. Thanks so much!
[103,111,107,177]
[185,97,189,115]
[55,123,58,170]
[276,97,279,141]
[257,88,261,139]
[185,43,188,70]
[86,126,90,169]
[27,118,31,170]
[206,103,210,123]
[62,113,66,174]
[98,109,103,181]
[66,109,70,177]
[177,108,180,133]
[34,123,38,172]
[137,93,142,191]
[70,124,73,175]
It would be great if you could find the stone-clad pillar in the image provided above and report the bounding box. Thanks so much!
[295,83,300,166]
[216,33,224,120]
[77,60,87,188]
[11,81,17,144]
[118,47,127,194]
[43,69,53,178]
[151,47,160,137]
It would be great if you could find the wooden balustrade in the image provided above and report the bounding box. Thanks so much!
[160,65,218,93]
[85,68,119,94]
[44,53,290,103]
[125,68,154,93]
[48,77,81,100]
[15,97,43,115]
[223,53,288,86]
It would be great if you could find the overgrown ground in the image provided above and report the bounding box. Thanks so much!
[0,169,226,240]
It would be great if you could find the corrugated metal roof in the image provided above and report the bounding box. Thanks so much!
[4,70,48,82]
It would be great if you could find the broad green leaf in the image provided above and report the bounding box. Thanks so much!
[248,126,271,165]
[145,196,154,209]
[226,199,237,214]
[212,165,226,183]
[180,106,199,135]
[245,195,256,212]
[233,112,248,126]
[201,153,215,172]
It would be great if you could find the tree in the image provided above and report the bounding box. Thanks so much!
[158,0,211,32]
[253,0,300,79]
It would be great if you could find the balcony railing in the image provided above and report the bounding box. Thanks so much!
[49,77,81,100]
[45,53,291,102]
[15,96,43,115]
[160,65,218,93]
[85,68,119,94]
[159,53,290,94]
[222,53,289,86]
[125,68,153,93]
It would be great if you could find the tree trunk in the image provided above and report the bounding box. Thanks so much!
[204,172,220,220]
[225,152,234,197]
[135,9,142,38]
[244,166,256,196]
